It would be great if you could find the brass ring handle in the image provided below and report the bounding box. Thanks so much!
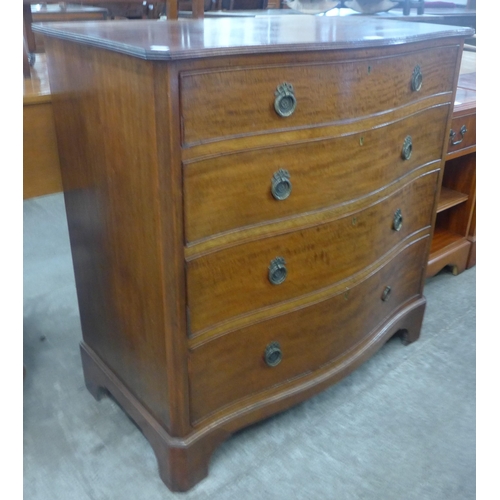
[450,125,468,146]
[401,136,413,160]
[411,65,423,92]
[269,257,287,285]
[264,341,282,367]
[271,169,292,200]
[393,209,403,232]
[274,83,297,118]
[381,286,392,302]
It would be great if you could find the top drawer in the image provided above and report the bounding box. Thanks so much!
[447,112,476,157]
[447,82,476,157]
[179,45,459,146]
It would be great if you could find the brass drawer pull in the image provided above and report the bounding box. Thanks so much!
[411,65,423,92]
[449,124,468,146]
[274,82,297,118]
[401,136,413,160]
[264,341,282,367]
[381,286,392,302]
[393,209,403,231]
[269,257,287,285]
[271,169,292,200]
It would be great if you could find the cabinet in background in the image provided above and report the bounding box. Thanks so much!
[428,72,476,276]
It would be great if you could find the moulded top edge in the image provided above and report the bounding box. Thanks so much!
[32,16,475,61]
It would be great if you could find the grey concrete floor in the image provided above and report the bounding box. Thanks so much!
[23,193,476,500]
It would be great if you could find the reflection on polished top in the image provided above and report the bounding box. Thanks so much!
[32,16,474,60]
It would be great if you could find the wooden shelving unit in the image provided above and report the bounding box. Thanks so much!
[437,186,469,213]
[427,69,476,277]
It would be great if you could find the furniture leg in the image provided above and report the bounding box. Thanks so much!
[80,342,229,492]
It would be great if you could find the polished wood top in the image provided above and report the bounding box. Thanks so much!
[453,72,475,115]
[33,16,474,60]
[457,72,476,91]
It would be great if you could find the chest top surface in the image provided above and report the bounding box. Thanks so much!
[33,15,474,60]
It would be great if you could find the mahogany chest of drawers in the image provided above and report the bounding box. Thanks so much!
[36,16,473,491]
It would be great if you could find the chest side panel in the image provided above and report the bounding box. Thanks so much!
[46,38,179,433]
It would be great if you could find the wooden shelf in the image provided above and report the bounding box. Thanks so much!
[430,227,465,254]
[437,186,468,213]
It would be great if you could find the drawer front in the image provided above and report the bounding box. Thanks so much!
[186,170,438,334]
[188,236,429,424]
[447,112,476,156]
[180,45,458,146]
[184,105,449,243]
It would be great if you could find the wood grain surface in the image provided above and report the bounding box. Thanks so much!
[38,17,470,491]
[447,112,476,157]
[184,104,450,242]
[189,236,429,423]
[45,38,180,433]
[179,45,458,145]
[186,169,439,335]
[23,102,63,198]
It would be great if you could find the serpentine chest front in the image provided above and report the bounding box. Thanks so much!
[37,16,472,492]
